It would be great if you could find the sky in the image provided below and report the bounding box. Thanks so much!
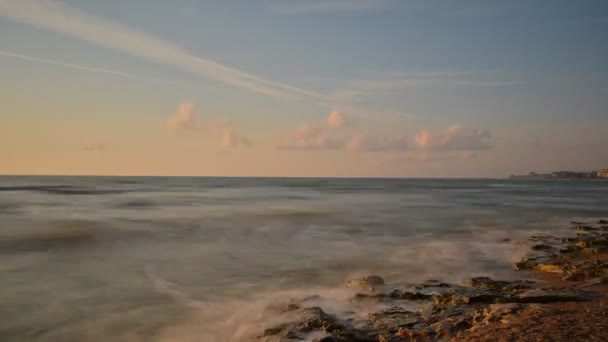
[0,0,607,177]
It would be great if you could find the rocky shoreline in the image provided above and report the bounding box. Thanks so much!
[255,219,608,342]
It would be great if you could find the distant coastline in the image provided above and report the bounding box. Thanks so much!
[509,169,608,180]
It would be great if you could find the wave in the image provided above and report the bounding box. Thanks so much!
[114,199,157,209]
[0,220,103,253]
[0,185,128,195]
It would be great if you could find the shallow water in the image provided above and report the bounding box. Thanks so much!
[0,176,607,341]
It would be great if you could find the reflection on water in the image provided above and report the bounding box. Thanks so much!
[0,176,607,341]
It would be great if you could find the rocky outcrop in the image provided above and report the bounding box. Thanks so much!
[256,219,608,341]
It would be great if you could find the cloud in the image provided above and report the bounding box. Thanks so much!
[326,110,345,128]
[166,102,197,133]
[413,124,491,151]
[329,71,518,103]
[434,124,491,151]
[220,130,251,148]
[279,111,409,152]
[0,0,325,101]
[279,123,343,150]
[0,50,205,90]
[278,112,346,150]
[279,114,491,154]
[344,133,409,152]
[165,102,250,147]
[271,0,390,14]
[414,130,432,148]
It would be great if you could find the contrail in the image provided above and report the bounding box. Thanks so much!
[0,0,328,101]
[0,49,201,89]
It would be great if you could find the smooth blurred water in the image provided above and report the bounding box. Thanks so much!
[1,176,607,341]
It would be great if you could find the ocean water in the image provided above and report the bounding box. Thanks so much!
[0,176,607,341]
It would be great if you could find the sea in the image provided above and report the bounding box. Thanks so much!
[0,176,607,341]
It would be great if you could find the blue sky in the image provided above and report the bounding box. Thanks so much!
[1,0,607,177]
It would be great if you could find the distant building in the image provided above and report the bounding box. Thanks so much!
[597,169,608,178]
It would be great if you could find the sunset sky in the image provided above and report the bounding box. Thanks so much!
[1,0,607,177]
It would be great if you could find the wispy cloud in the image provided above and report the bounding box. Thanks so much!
[0,50,206,90]
[270,0,391,14]
[0,0,325,101]
[328,71,518,103]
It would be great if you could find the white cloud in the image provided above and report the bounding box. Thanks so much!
[166,102,197,133]
[0,0,325,101]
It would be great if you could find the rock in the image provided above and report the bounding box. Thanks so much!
[531,243,555,251]
[368,307,422,332]
[563,260,608,282]
[599,219,608,225]
[432,289,504,305]
[535,263,564,273]
[512,289,589,303]
[464,277,533,292]
[387,289,432,301]
[472,303,522,329]
[575,225,598,232]
[345,275,385,291]
[315,337,337,342]
[515,255,559,271]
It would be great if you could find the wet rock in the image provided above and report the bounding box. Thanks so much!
[471,303,523,329]
[563,260,608,282]
[432,289,503,305]
[464,277,533,292]
[512,289,589,303]
[531,243,555,251]
[387,289,432,301]
[535,263,564,273]
[368,307,422,332]
[575,225,598,232]
[345,275,385,291]
[515,255,559,270]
